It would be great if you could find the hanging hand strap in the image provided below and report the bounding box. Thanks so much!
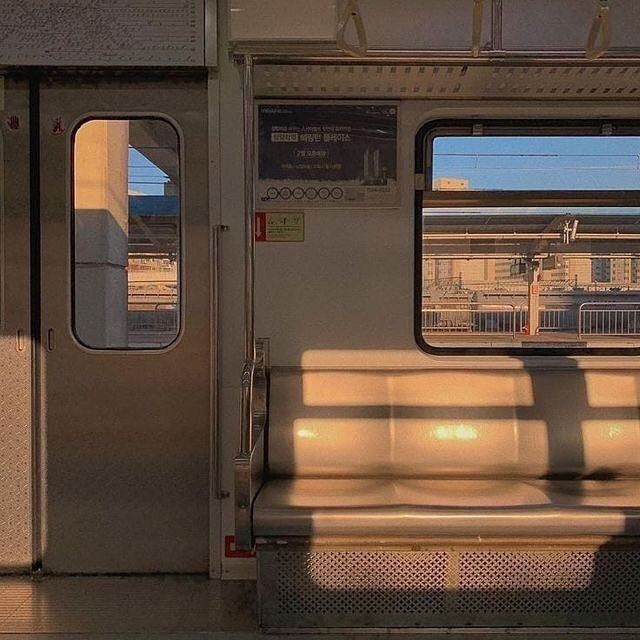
[585,0,611,60]
[337,0,368,58]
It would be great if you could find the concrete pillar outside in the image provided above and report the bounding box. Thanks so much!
[74,120,130,348]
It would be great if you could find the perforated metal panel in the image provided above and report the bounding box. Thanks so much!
[458,550,640,616]
[258,546,640,629]
[275,550,449,616]
[254,64,640,100]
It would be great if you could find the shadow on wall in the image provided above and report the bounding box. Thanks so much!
[256,356,640,627]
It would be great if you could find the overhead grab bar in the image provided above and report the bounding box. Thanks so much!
[585,0,611,60]
[337,0,368,58]
[472,0,484,58]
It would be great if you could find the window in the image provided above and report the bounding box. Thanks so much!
[73,118,180,349]
[417,121,640,355]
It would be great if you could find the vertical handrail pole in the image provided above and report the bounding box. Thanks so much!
[211,224,227,499]
[241,54,256,456]
[243,54,255,364]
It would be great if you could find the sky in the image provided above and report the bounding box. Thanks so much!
[128,147,168,196]
[433,136,640,191]
[126,134,640,198]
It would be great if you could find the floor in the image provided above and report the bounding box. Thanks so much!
[0,575,258,637]
[0,575,638,639]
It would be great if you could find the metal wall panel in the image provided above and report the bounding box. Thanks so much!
[254,63,640,100]
[0,77,32,572]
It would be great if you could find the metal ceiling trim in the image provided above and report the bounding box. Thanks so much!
[252,62,640,101]
[232,48,640,66]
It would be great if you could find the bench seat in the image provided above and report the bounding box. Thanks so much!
[254,478,640,537]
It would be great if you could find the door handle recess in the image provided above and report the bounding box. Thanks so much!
[47,328,56,351]
[16,329,25,352]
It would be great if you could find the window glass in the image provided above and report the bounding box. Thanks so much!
[433,136,640,191]
[421,129,640,352]
[73,119,180,349]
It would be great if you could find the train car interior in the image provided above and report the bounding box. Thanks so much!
[3,0,640,638]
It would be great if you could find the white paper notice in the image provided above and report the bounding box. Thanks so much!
[0,1,204,67]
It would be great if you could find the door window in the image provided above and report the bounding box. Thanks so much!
[72,118,181,349]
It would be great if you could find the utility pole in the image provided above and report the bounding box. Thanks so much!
[527,259,541,336]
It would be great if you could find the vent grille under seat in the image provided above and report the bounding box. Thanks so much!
[255,369,640,628]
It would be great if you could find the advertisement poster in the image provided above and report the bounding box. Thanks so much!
[257,104,398,208]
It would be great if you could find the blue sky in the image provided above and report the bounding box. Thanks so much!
[128,135,640,197]
[433,136,640,191]
[128,147,168,196]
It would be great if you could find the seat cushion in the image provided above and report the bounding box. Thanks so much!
[253,478,640,537]
[268,369,640,479]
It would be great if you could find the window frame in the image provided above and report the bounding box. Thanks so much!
[414,119,640,357]
[70,114,184,352]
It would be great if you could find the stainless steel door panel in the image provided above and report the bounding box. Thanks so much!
[40,77,212,573]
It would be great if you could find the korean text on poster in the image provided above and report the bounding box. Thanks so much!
[257,104,398,208]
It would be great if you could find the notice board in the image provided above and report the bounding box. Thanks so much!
[0,1,205,67]
[257,104,398,208]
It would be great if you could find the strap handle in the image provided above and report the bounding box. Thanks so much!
[337,0,368,58]
[586,0,611,60]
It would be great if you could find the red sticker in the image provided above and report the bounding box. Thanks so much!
[224,535,254,558]
[255,211,266,242]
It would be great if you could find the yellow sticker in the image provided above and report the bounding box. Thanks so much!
[256,211,304,242]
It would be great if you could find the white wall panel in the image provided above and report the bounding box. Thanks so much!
[503,0,640,51]
[229,0,640,55]
[253,99,640,370]
[359,0,492,52]
[229,0,337,41]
